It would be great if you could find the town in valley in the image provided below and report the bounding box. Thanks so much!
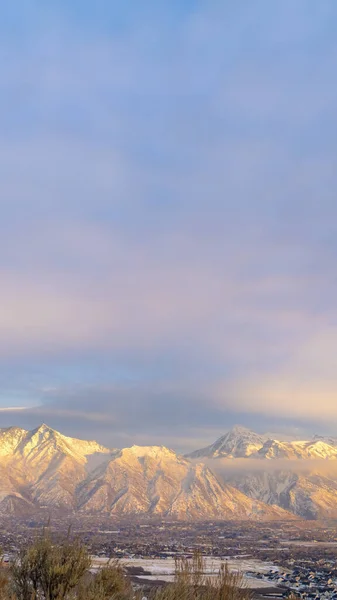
[1,515,337,599]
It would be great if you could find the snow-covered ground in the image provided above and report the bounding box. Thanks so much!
[91,556,278,588]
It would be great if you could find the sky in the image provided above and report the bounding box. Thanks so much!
[1,1,337,452]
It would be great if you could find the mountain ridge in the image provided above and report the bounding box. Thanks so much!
[1,422,337,520]
[188,426,337,519]
[187,426,337,460]
[0,423,295,521]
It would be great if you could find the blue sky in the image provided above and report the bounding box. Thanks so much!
[1,1,337,451]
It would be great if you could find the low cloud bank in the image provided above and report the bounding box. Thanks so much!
[195,457,337,478]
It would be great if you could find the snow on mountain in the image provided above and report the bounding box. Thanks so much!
[188,426,337,461]
[0,424,114,510]
[312,434,337,447]
[0,426,295,520]
[16,423,111,464]
[255,439,337,460]
[227,470,337,520]
[76,444,295,521]
[187,426,266,459]
[1,423,337,520]
[187,426,337,519]
[0,426,27,456]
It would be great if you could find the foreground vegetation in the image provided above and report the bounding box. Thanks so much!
[152,552,252,600]
[0,534,255,599]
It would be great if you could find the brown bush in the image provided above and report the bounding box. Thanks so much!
[151,552,252,600]
[77,561,134,600]
[11,535,91,600]
[9,534,139,600]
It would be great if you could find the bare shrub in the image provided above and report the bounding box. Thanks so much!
[10,534,138,600]
[77,561,135,600]
[151,552,252,600]
[11,534,91,600]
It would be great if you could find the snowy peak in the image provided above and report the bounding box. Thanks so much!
[16,423,111,462]
[187,425,266,459]
[24,423,58,446]
[189,428,337,520]
[77,443,295,521]
[230,425,255,436]
[312,434,337,447]
[0,426,27,456]
[34,423,54,434]
[188,426,337,461]
[256,439,337,460]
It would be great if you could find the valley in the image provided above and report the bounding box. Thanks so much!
[1,516,337,598]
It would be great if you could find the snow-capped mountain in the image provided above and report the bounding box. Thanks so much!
[0,424,294,521]
[256,439,337,460]
[0,424,113,512]
[187,426,267,459]
[2,423,337,520]
[76,444,293,520]
[188,426,337,460]
[312,434,337,447]
[188,426,337,518]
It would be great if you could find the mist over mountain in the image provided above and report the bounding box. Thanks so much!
[188,426,337,519]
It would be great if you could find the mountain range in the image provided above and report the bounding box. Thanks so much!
[188,425,337,519]
[187,425,337,460]
[1,423,337,520]
[0,423,293,521]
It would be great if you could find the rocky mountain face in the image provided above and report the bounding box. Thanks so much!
[0,424,294,521]
[189,426,337,519]
[227,470,337,520]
